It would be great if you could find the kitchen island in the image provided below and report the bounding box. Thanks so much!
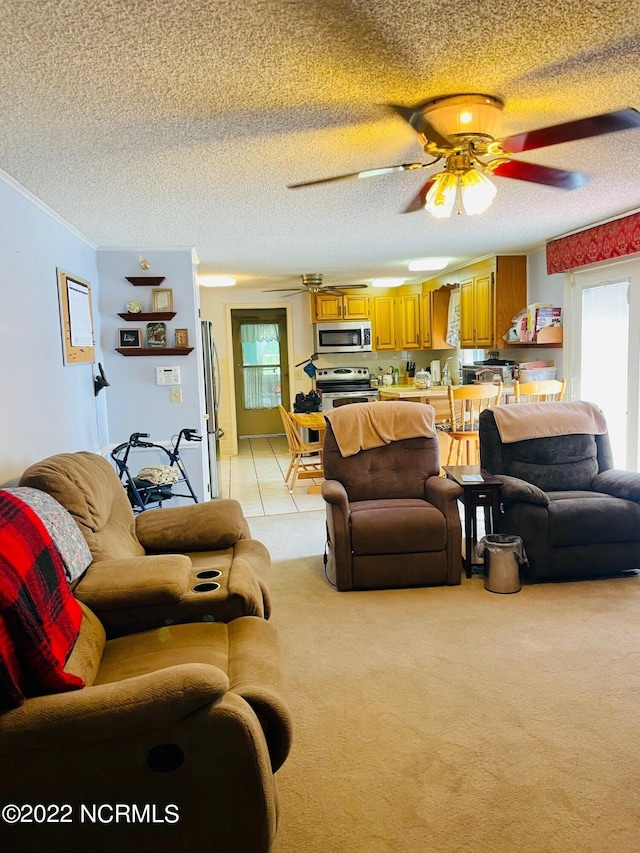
[377,384,450,403]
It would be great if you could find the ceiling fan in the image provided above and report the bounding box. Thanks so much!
[288,94,640,217]
[263,273,368,296]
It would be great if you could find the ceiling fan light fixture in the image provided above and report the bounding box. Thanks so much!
[421,93,504,140]
[425,171,458,218]
[459,168,497,215]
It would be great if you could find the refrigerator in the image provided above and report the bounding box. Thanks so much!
[201,320,222,498]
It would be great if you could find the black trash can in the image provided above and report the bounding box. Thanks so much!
[475,534,526,594]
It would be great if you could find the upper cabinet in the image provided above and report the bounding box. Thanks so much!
[312,291,369,322]
[372,289,423,351]
[427,256,527,351]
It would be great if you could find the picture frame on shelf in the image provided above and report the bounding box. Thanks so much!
[174,328,189,348]
[151,288,173,312]
[118,328,142,348]
[146,322,167,348]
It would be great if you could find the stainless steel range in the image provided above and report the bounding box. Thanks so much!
[315,367,378,409]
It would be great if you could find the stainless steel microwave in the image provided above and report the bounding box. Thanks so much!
[313,321,372,353]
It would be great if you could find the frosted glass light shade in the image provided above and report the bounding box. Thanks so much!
[421,94,504,139]
[425,172,458,218]
[460,169,497,215]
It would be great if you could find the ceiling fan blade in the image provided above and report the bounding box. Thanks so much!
[499,108,640,154]
[262,287,306,293]
[491,159,590,190]
[288,163,427,189]
[325,284,369,292]
[401,179,435,214]
[390,105,455,150]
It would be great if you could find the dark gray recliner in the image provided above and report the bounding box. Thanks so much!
[479,402,640,581]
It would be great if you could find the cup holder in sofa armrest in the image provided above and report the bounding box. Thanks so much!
[195,570,222,579]
[193,582,221,592]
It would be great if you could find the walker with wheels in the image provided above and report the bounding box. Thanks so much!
[111,428,201,512]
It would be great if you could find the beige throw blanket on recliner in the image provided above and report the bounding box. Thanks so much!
[490,400,608,444]
[325,401,436,457]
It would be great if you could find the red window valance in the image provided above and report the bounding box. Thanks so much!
[546,211,640,274]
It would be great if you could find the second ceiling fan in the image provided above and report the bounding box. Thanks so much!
[288,94,640,217]
[263,273,368,296]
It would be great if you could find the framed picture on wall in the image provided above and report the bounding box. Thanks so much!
[174,328,189,348]
[118,328,142,348]
[151,288,173,312]
[146,322,167,348]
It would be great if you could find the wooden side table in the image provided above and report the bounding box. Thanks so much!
[443,465,502,578]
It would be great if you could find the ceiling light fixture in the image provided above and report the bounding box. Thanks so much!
[371,278,405,288]
[424,156,497,218]
[198,275,236,288]
[418,94,507,218]
[408,257,449,271]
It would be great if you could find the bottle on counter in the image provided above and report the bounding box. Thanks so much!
[393,367,400,385]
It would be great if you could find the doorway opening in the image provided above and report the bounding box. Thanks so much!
[231,308,290,437]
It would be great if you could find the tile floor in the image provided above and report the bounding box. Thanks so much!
[219,437,484,561]
[218,436,325,517]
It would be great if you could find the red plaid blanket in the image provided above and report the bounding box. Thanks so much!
[0,490,84,707]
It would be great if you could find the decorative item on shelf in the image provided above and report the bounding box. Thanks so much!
[174,328,189,348]
[118,328,142,348]
[126,299,142,314]
[151,288,173,312]
[146,322,167,348]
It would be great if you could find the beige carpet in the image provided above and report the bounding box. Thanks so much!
[249,511,640,853]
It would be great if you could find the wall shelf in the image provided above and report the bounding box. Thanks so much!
[125,276,166,286]
[116,347,194,357]
[502,342,562,349]
[118,312,176,321]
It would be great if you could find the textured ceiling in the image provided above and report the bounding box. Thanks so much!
[1,0,640,288]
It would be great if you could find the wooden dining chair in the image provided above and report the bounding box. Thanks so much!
[513,378,566,403]
[278,405,324,490]
[446,382,503,466]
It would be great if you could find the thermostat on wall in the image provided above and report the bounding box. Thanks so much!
[156,366,181,385]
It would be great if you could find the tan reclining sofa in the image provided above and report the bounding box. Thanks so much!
[20,451,271,637]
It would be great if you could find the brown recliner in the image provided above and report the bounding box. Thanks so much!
[321,402,463,591]
[20,452,271,637]
[0,601,292,853]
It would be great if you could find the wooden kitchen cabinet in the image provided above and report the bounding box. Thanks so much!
[428,256,526,351]
[313,291,369,321]
[373,291,423,351]
[421,288,432,348]
[398,292,422,349]
[460,271,493,348]
[372,295,396,350]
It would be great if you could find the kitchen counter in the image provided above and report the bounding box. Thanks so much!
[377,384,450,401]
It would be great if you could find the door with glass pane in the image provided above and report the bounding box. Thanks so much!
[231,308,290,436]
[569,260,640,470]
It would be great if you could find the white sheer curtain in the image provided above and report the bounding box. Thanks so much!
[241,323,281,410]
[240,324,280,344]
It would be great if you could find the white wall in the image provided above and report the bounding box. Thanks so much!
[98,248,209,501]
[0,173,103,485]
